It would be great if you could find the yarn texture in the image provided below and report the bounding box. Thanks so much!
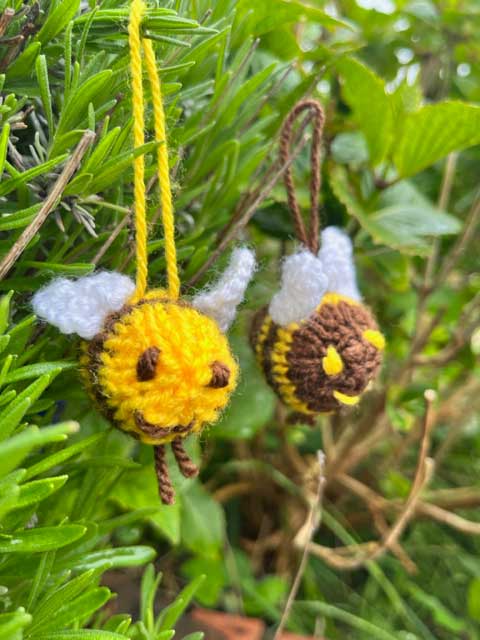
[32,272,135,340]
[81,295,238,446]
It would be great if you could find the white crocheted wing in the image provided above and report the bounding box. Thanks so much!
[317,226,361,301]
[192,247,256,332]
[268,226,361,327]
[32,271,135,340]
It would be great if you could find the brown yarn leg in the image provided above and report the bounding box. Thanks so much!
[171,438,199,478]
[154,445,175,505]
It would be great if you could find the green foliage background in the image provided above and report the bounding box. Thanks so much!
[0,0,479,638]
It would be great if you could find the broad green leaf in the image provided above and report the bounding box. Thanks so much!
[394,101,480,177]
[468,578,480,622]
[111,464,181,545]
[0,525,85,552]
[337,57,394,166]
[36,0,81,44]
[330,164,460,255]
[180,483,225,558]
[72,546,156,572]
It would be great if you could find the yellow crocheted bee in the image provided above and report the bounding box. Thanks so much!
[32,0,256,503]
[33,250,255,504]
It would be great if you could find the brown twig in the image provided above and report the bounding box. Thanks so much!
[0,130,96,280]
[0,8,15,38]
[274,451,325,640]
[307,391,436,570]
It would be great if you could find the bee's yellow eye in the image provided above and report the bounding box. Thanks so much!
[208,361,230,388]
[136,346,161,381]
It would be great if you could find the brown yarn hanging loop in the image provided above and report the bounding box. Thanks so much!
[279,99,325,254]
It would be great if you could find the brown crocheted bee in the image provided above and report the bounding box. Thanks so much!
[251,100,384,417]
[250,228,384,416]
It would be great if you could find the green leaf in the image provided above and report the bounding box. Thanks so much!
[0,421,78,476]
[155,575,206,632]
[35,632,127,639]
[0,290,13,335]
[0,372,57,440]
[394,101,480,177]
[180,483,225,558]
[6,42,41,78]
[31,587,112,633]
[16,476,68,509]
[0,524,85,552]
[295,601,400,640]
[24,432,106,480]
[0,608,32,637]
[35,54,54,134]
[337,57,394,166]
[0,123,10,176]
[330,165,460,255]
[0,204,41,230]
[0,155,68,197]
[55,70,113,140]
[468,578,480,622]
[111,464,181,545]
[36,0,81,44]
[72,546,156,572]
[4,361,75,384]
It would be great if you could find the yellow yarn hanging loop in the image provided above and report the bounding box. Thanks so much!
[128,0,179,301]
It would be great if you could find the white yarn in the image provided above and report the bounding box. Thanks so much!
[192,247,256,332]
[318,226,361,301]
[32,271,135,339]
[269,250,329,326]
[269,226,361,326]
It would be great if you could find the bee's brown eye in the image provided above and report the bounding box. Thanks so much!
[208,361,230,388]
[136,346,160,381]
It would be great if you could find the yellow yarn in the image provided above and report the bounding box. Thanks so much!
[322,345,343,376]
[128,0,179,301]
[363,329,386,351]
[97,299,238,445]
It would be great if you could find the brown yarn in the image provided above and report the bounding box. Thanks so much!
[154,445,175,505]
[208,360,230,388]
[136,346,160,381]
[279,99,325,254]
[172,437,199,478]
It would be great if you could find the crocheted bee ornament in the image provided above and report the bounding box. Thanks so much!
[250,99,384,418]
[250,227,384,416]
[33,250,255,503]
[32,0,256,504]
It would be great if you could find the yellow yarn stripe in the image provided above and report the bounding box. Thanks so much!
[143,37,179,299]
[128,0,179,301]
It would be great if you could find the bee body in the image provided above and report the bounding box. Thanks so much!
[80,292,238,445]
[251,293,384,415]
